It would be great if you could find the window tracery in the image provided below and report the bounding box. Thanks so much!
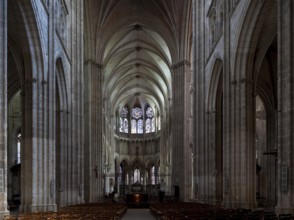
[207,0,224,51]
[117,105,158,135]
[146,107,155,133]
[119,107,129,133]
[55,0,68,43]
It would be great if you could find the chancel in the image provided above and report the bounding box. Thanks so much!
[1,0,294,219]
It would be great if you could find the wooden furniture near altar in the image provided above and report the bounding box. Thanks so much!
[125,182,149,208]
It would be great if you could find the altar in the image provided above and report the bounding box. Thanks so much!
[125,183,149,208]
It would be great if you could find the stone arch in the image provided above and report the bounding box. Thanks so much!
[207,58,223,112]
[55,57,69,111]
[229,0,277,208]
[8,0,48,213]
[254,36,277,209]
[7,40,24,102]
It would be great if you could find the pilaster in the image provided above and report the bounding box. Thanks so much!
[275,0,294,215]
[0,0,9,217]
[193,0,208,203]
[68,0,84,205]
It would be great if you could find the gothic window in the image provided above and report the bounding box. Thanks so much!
[131,107,143,134]
[132,107,143,119]
[151,118,155,132]
[146,107,155,133]
[117,104,159,135]
[17,132,21,164]
[119,118,124,132]
[146,106,154,118]
[146,118,151,133]
[138,119,143,134]
[124,118,128,133]
[120,107,128,133]
[134,169,140,183]
[131,119,136,133]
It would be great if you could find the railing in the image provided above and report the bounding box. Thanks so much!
[114,131,161,141]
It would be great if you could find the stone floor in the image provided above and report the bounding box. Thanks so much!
[122,208,156,220]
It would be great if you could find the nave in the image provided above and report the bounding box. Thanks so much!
[4,201,294,220]
[122,209,155,220]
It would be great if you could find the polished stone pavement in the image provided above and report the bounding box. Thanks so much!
[122,208,156,220]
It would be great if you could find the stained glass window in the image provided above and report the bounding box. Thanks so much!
[151,118,155,132]
[124,118,128,133]
[146,118,151,133]
[119,118,124,132]
[138,119,143,134]
[131,119,136,133]
[120,107,129,133]
[132,107,143,119]
[146,107,155,133]
[146,107,154,117]
[121,107,128,118]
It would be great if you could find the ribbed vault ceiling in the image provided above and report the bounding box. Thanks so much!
[85,0,189,115]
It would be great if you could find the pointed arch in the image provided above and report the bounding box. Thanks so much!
[207,58,223,112]
[56,57,68,112]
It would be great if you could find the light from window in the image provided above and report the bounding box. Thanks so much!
[134,169,140,183]
[131,119,136,133]
[151,118,155,132]
[146,118,151,133]
[124,118,128,133]
[17,133,21,164]
[158,115,161,131]
[151,166,155,185]
[119,118,124,132]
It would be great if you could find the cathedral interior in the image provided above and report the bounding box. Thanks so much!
[1,0,294,218]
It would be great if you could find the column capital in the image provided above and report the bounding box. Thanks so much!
[84,59,103,68]
[171,59,191,70]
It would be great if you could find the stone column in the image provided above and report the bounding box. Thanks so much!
[84,60,104,202]
[193,0,207,203]
[67,0,84,205]
[275,0,294,215]
[0,0,9,218]
[172,60,192,201]
[221,0,256,208]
